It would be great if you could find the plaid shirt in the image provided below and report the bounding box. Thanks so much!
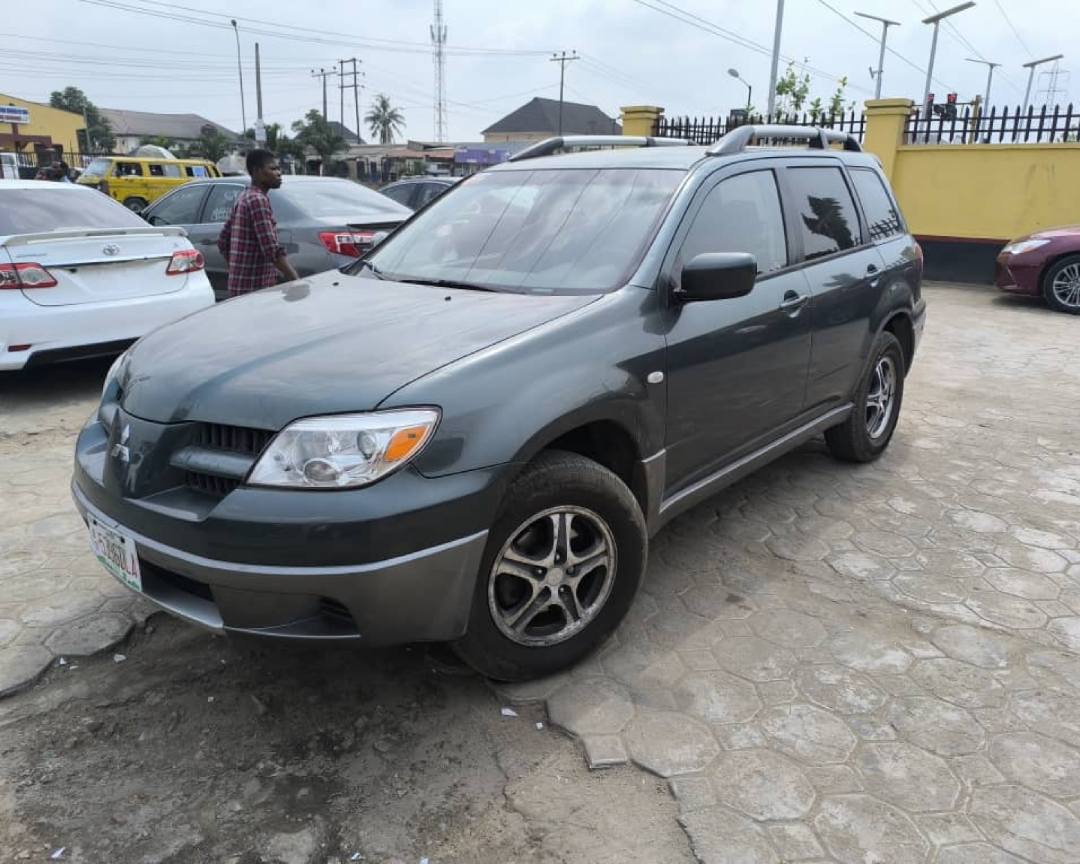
[217,186,285,296]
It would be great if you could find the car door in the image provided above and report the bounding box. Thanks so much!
[781,161,888,411]
[662,165,814,494]
[381,181,418,209]
[414,181,448,209]
[143,182,209,233]
[186,183,246,298]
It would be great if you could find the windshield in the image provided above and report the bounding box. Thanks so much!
[0,188,147,234]
[82,158,112,178]
[364,168,683,293]
[274,179,408,220]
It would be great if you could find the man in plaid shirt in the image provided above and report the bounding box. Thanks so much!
[218,149,299,296]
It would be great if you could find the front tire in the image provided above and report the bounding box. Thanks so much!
[453,451,646,681]
[825,331,905,463]
[1042,254,1080,315]
[123,197,147,212]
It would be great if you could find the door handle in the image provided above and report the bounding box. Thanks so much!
[780,291,810,311]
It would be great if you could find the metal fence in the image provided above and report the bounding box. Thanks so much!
[906,104,1080,144]
[654,110,867,145]
[1,151,118,179]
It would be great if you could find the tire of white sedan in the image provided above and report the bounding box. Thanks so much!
[826,330,905,463]
[453,450,646,682]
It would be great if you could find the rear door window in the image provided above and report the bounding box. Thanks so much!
[786,166,862,261]
[676,170,788,281]
[204,184,246,222]
[149,162,182,178]
[415,182,447,208]
[381,183,416,207]
[850,168,903,241]
[146,184,208,226]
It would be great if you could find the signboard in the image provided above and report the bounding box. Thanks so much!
[454,147,510,166]
[0,105,31,125]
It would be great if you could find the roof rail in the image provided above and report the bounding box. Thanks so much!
[508,135,691,162]
[705,125,862,156]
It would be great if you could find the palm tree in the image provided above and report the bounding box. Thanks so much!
[365,94,405,145]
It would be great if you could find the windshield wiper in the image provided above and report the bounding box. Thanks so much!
[353,259,387,279]
[395,276,500,292]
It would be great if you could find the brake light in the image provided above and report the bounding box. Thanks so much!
[166,249,205,275]
[319,230,375,258]
[0,263,58,289]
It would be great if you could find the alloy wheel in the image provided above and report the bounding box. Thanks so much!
[1052,263,1080,309]
[865,355,897,440]
[488,506,617,647]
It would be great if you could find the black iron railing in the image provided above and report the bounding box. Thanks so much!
[654,110,867,145]
[905,104,1080,144]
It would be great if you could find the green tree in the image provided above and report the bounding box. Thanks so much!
[828,77,853,117]
[774,62,811,117]
[49,86,114,152]
[291,110,346,172]
[187,126,230,162]
[364,94,405,144]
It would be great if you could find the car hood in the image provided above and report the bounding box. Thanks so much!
[120,272,598,429]
[1023,224,1080,241]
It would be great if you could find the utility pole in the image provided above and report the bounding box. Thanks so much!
[766,0,784,118]
[431,0,448,143]
[338,58,363,143]
[339,58,345,131]
[855,11,900,99]
[230,19,247,134]
[311,68,333,121]
[1022,54,1065,114]
[965,57,1000,110]
[550,50,580,136]
[254,42,265,145]
[921,2,975,114]
[82,103,91,153]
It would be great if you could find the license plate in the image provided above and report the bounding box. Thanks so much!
[88,516,142,593]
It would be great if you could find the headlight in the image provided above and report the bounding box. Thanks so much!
[1002,239,1050,256]
[247,409,440,489]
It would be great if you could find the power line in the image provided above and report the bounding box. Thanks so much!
[991,0,1034,57]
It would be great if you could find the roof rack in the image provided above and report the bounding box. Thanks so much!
[705,125,862,156]
[508,135,691,162]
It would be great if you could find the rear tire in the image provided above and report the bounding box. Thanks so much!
[453,451,646,682]
[825,331,905,463]
[1041,254,1080,315]
[123,197,147,212]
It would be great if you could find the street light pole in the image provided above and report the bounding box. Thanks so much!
[727,68,752,111]
[921,2,975,113]
[854,11,901,100]
[1022,54,1065,114]
[965,58,1000,109]
[230,19,247,134]
[766,0,784,118]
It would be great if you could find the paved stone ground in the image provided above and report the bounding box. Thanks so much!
[3,284,1080,863]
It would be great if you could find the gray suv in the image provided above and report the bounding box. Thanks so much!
[73,128,925,681]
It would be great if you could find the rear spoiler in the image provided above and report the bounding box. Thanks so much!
[0,226,189,247]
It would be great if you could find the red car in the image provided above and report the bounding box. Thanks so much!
[996,225,1080,314]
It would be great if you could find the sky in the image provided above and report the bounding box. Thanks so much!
[5,0,1074,144]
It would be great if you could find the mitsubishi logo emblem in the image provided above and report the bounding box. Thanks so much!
[111,424,131,463]
[102,244,120,256]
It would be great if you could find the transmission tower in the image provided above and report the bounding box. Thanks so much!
[430,0,448,142]
[1036,60,1071,107]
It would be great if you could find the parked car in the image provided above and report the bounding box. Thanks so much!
[0,180,213,372]
[379,176,459,210]
[141,176,411,299]
[73,128,924,681]
[995,225,1080,315]
[76,155,221,212]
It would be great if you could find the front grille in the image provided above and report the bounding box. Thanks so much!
[194,423,274,456]
[185,423,275,497]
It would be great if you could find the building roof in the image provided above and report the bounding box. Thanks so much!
[482,97,620,136]
[327,121,363,144]
[99,108,239,141]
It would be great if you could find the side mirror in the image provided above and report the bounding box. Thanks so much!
[677,252,757,303]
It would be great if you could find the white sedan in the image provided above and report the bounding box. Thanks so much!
[1,180,214,372]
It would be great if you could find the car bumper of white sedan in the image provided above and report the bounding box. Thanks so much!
[0,274,214,372]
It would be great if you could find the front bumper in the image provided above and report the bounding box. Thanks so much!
[994,253,1041,296]
[72,413,506,643]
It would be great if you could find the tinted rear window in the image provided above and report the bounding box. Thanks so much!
[787,166,862,260]
[274,180,408,219]
[850,168,903,241]
[0,188,147,234]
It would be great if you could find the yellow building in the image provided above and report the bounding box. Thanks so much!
[0,93,85,156]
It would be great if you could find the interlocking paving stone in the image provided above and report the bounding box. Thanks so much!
[546,678,635,738]
[853,743,961,812]
[42,612,133,657]
[623,711,719,777]
[885,696,986,756]
[710,749,816,820]
[909,658,1006,708]
[673,670,761,725]
[710,637,797,682]
[988,732,1080,798]
[581,734,628,769]
[759,703,857,765]
[969,785,1080,864]
[935,845,1028,864]
[828,632,912,673]
[793,664,886,714]
[679,806,778,864]
[931,623,1012,669]
[751,609,827,648]
[0,644,53,697]
[813,794,930,864]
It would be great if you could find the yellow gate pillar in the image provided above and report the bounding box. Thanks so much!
[863,98,913,181]
[620,106,664,137]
